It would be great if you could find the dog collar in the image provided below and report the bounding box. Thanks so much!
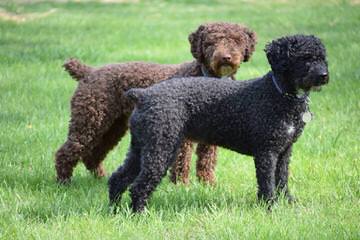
[271,73,312,123]
[201,65,231,79]
[271,73,309,102]
[201,65,212,77]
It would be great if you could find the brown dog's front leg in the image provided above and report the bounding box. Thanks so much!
[196,143,217,185]
[169,139,193,184]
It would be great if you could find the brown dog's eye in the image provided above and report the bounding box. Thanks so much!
[234,39,243,45]
[203,42,212,48]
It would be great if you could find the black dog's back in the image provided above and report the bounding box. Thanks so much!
[128,76,276,155]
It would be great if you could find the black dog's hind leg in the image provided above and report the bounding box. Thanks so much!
[275,145,295,203]
[130,140,182,213]
[108,139,141,205]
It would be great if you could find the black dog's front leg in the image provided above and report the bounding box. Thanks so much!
[254,152,278,203]
[275,145,295,203]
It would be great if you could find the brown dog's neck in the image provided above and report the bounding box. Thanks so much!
[199,63,215,77]
[198,63,235,79]
[175,61,235,79]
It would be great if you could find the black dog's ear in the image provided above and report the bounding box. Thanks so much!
[188,24,206,61]
[265,37,290,73]
[243,29,257,62]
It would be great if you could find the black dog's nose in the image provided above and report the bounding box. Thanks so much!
[319,72,329,83]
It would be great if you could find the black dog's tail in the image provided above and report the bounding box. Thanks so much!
[63,58,92,81]
[125,88,147,104]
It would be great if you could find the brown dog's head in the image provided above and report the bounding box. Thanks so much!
[189,22,257,78]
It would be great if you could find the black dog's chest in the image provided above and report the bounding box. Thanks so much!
[238,101,307,155]
[260,105,307,148]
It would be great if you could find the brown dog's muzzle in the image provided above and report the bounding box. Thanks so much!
[210,50,241,78]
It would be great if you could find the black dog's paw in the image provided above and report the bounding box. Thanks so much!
[286,194,297,204]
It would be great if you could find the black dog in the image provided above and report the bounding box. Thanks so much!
[108,35,329,212]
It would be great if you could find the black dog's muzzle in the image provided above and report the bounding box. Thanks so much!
[312,65,329,86]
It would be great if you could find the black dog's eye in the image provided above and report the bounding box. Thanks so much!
[303,55,313,60]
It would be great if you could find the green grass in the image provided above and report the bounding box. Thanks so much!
[0,0,359,239]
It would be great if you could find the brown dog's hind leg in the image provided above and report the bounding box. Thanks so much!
[55,88,117,183]
[55,139,83,184]
[83,115,129,178]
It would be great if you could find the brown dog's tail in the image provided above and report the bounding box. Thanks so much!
[63,58,92,81]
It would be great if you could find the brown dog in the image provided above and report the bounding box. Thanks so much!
[55,22,257,184]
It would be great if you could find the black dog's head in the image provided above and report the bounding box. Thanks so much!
[265,35,329,92]
[189,22,257,77]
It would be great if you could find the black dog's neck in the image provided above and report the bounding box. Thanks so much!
[271,72,308,101]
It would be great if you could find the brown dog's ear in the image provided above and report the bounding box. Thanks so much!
[188,24,206,61]
[243,29,257,62]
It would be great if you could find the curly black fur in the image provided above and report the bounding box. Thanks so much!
[108,34,329,212]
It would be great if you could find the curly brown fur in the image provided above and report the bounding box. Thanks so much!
[55,22,257,184]
[196,143,217,184]
[169,140,192,184]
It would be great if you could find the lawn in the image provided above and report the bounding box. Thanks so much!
[0,0,359,239]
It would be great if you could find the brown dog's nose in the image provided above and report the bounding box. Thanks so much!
[222,54,232,62]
